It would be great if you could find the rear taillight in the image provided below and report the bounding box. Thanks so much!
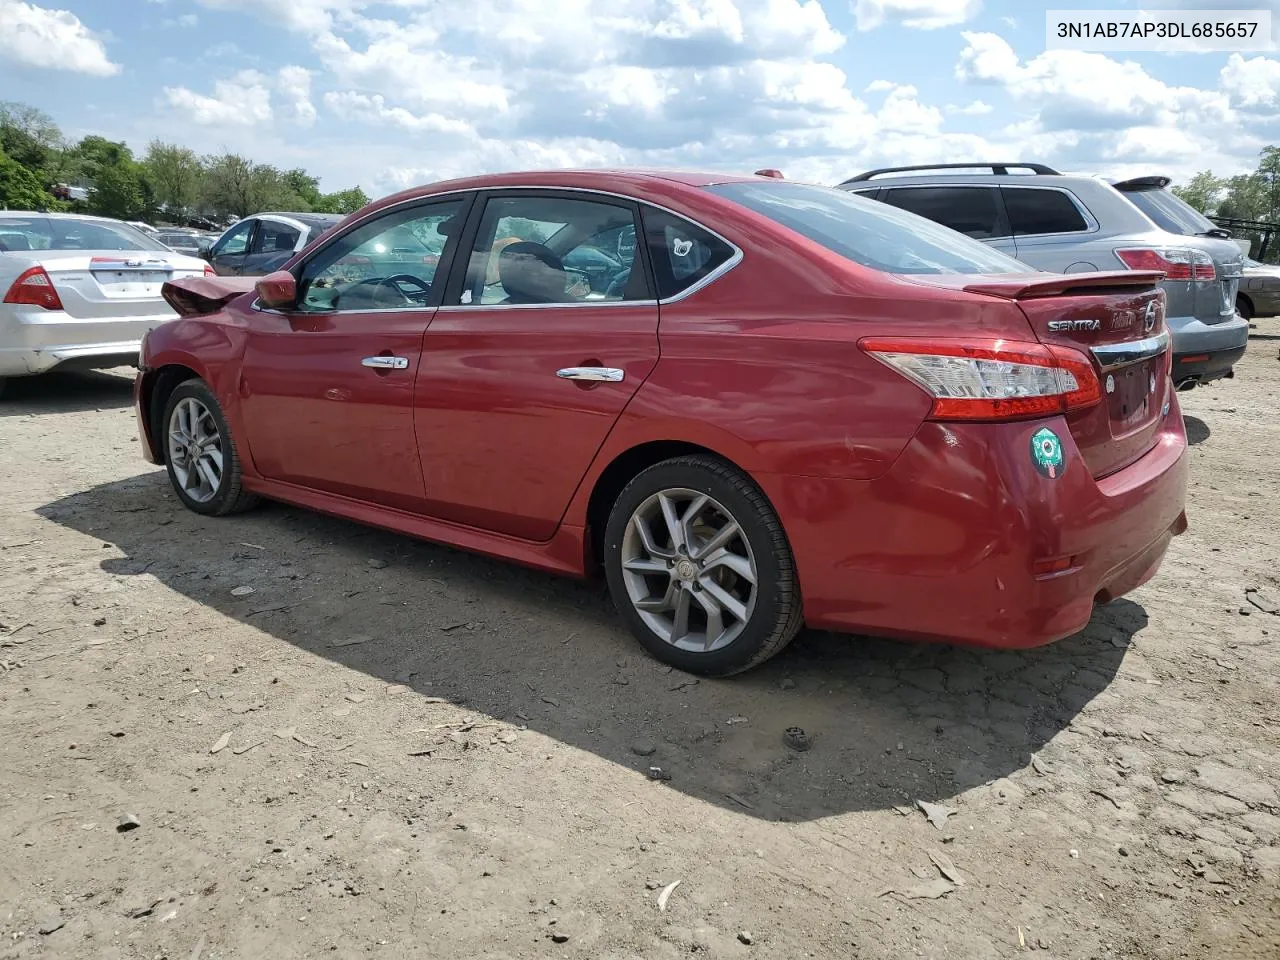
[2,266,63,310]
[204,265,216,277]
[1115,248,1216,282]
[860,338,1102,421]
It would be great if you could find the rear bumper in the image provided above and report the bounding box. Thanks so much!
[1166,312,1249,383]
[759,398,1189,649]
[0,306,171,378]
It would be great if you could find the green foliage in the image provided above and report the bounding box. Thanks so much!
[0,101,371,225]
[0,144,58,210]
[1171,171,1224,214]
[314,186,370,214]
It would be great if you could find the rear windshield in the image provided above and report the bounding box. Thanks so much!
[1120,187,1217,236]
[0,216,169,252]
[706,181,1026,275]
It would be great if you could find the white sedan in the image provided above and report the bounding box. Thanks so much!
[0,212,210,397]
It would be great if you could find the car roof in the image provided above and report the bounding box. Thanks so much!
[362,168,761,217]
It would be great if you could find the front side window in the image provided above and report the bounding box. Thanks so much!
[252,220,301,254]
[458,195,643,306]
[297,198,465,312]
[213,220,253,257]
[880,186,1005,239]
[707,181,1026,276]
[1003,188,1089,236]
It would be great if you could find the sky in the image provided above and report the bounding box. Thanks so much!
[1,0,1279,199]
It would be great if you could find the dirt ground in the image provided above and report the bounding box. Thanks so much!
[1,328,1278,960]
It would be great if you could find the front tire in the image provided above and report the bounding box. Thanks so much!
[162,379,258,516]
[1237,296,1254,321]
[602,455,802,676]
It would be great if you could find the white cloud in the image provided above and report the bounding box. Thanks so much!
[1221,54,1280,111]
[277,66,318,126]
[853,0,981,31]
[323,91,474,135]
[162,69,274,125]
[956,32,1230,131]
[0,0,120,75]
[865,79,895,92]
[194,0,357,34]
[948,99,993,115]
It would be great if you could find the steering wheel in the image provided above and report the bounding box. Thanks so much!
[354,274,431,306]
[604,270,632,300]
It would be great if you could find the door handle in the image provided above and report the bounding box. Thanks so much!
[362,356,409,370]
[556,366,624,382]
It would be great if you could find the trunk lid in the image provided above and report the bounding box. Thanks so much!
[29,250,208,319]
[967,270,1171,479]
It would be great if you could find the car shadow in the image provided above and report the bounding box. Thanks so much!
[1184,415,1211,445]
[0,369,135,416]
[38,473,1142,822]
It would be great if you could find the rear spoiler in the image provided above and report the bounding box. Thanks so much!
[162,275,258,317]
[1111,175,1171,191]
[964,271,1165,300]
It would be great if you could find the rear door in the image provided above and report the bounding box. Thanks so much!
[879,185,1019,258]
[209,219,255,276]
[1000,186,1097,272]
[236,197,469,512]
[414,190,659,541]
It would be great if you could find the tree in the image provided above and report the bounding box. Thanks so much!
[315,186,370,214]
[1172,170,1224,215]
[202,153,300,218]
[145,140,202,219]
[69,136,152,220]
[283,168,322,209]
[0,145,57,210]
[0,101,63,174]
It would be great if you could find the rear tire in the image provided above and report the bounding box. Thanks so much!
[602,455,802,676]
[1237,296,1254,321]
[162,379,258,516]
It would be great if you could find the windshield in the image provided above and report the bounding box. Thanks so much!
[1120,187,1218,236]
[705,181,1027,275]
[0,216,170,252]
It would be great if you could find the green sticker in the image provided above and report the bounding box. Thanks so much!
[1031,427,1065,479]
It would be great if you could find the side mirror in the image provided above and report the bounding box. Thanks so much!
[256,270,296,309]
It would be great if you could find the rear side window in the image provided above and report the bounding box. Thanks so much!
[706,181,1025,276]
[880,187,1005,239]
[1003,188,1089,236]
[640,206,736,299]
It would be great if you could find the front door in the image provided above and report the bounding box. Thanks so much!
[235,196,470,512]
[415,191,659,541]
[209,219,255,276]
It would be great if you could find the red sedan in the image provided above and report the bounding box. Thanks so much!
[135,170,1188,675]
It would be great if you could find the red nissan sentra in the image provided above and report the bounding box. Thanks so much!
[134,170,1187,676]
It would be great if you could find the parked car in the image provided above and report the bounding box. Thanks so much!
[1237,257,1280,319]
[135,170,1187,675]
[839,163,1248,389]
[0,212,211,397]
[156,230,206,258]
[206,212,344,276]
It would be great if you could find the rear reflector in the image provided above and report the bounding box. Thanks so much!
[1032,556,1079,576]
[860,337,1102,421]
[1177,354,1209,364]
[1115,247,1216,282]
[2,265,63,310]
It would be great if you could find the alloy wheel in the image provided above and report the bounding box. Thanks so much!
[167,396,225,504]
[619,487,758,653]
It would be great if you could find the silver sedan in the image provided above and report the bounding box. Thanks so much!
[1237,257,1280,320]
[0,212,209,397]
